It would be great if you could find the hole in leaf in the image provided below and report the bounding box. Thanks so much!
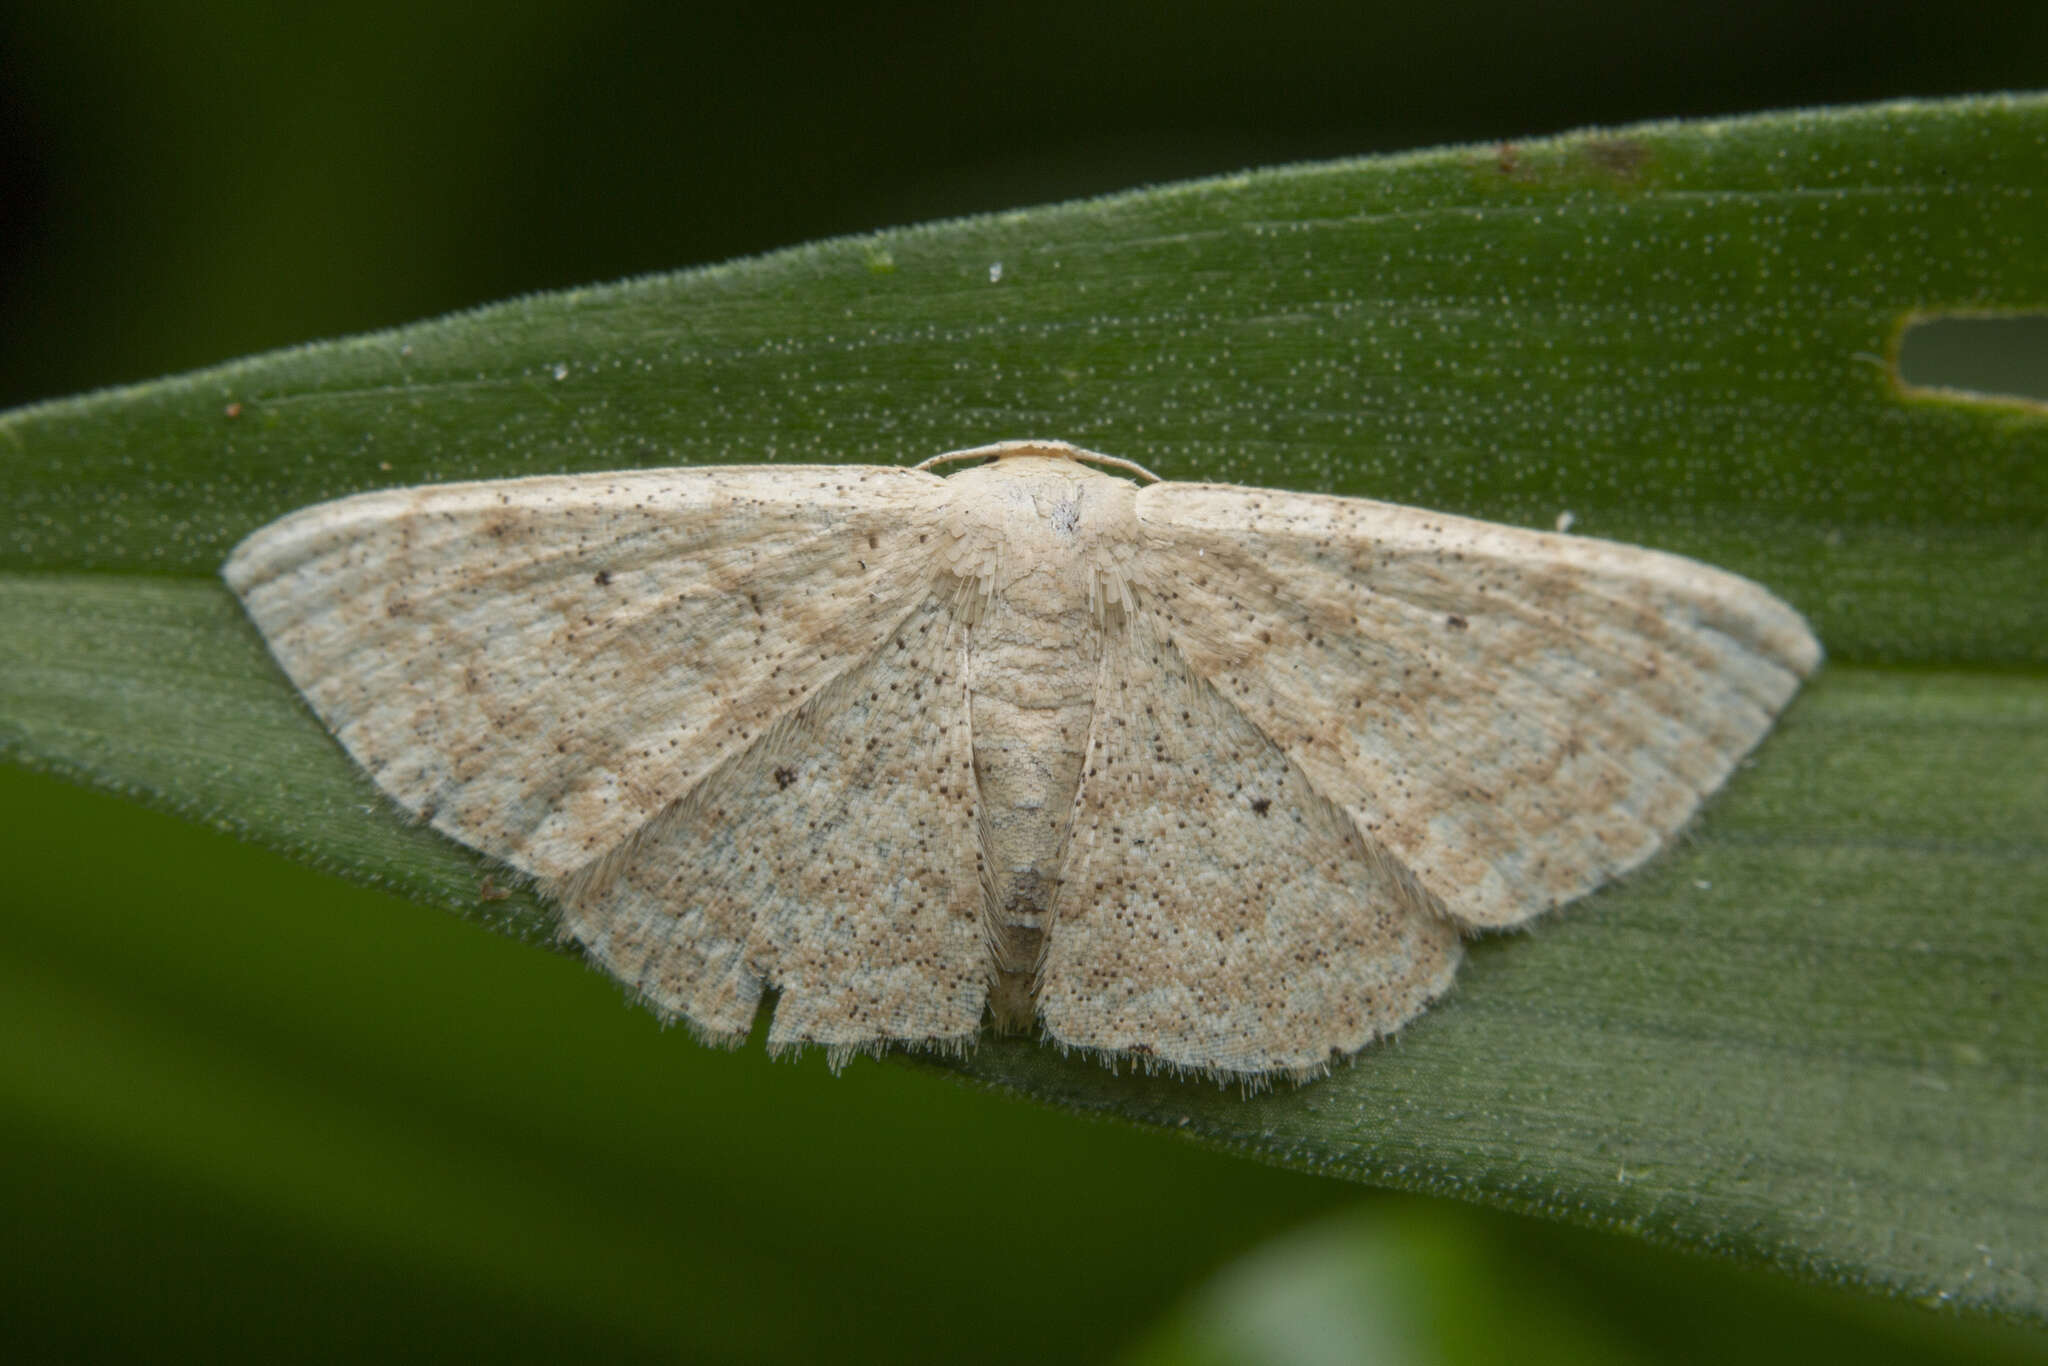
[1894,313,2048,405]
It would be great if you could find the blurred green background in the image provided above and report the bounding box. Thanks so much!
[2,3,2044,1362]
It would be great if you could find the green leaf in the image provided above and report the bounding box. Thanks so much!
[4,92,2044,1327]
[1126,1199,2048,1366]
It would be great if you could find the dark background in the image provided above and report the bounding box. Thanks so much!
[5,1,2045,409]
[3,3,2044,1362]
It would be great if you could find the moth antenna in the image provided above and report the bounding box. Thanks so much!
[916,439,1163,483]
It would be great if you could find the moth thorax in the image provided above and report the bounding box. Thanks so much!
[940,457,1143,621]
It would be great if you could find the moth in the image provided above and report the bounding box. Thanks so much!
[225,440,1820,1083]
